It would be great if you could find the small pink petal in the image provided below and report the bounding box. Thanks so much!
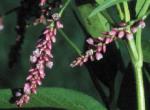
[131,26,137,33]
[95,52,103,60]
[109,29,117,36]
[46,61,53,69]
[126,33,133,40]
[43,29,49,34]
[56,21,63,29]
[97,46,102,52]
[86,38,94,45]
[102,45,106,53]
[139,20,146,28]
[118,30,125,39]
[24,83,31,94]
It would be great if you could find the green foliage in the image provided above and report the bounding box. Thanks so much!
[136,0,150,18]
[89,0,128,18]
[77,4,109,38]
[0,88,106,110]
[95,0,104,4]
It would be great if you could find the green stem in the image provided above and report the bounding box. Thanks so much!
[137,0,150,18]
[134,66,145,110]
[123,2,130,22]
[136,29,143,66]
[59,0,71,16]
[127,39,139,62]
[123,2,145,110]
[116,4,124,20]
[58,29,82,56]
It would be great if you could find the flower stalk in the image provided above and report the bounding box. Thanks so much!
[123,2,145,110]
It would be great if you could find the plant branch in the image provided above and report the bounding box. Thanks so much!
[123,2,145,110]
[116,4,124,20]
[136,29,143,66]
[59,0,71,17]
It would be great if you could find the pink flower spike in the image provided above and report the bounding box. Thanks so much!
[95,52,103,60]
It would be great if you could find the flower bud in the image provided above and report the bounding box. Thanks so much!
[118,30,125,38]
[86,38,94,45]
[30,56,37,63]
[126,32,133,40]
[86,49,94,56]
[139,20,146,29]
[46,61,53,69]
[118,22,126,27]
[95,52,103,60]
[131,26,138,33]
[108,29,117,36]
[56,21,63,29]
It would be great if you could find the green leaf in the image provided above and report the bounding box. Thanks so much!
[135,0,146,16]
[0,87,107,110]
[78,4,109,38]
[89,0,128,18]
[136,0,150,18]
[95,0,105,4]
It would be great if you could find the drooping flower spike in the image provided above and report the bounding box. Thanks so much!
[71,19,146,67]
[15,20,63,107]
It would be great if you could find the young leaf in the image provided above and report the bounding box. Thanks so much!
[136,0,150,18]
[135,0,146,16]
[0,87,107,110]
[77,4,109,38]
[89,0,128,18]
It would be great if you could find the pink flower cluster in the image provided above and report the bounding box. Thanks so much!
[15,21,63,107]
[70,20,146,67]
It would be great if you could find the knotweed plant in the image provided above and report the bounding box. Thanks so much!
[0,0,150,110]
